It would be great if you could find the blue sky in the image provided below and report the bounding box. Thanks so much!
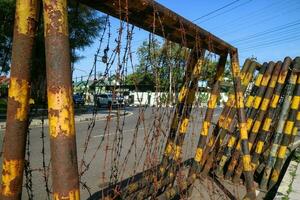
[73,0,300,79]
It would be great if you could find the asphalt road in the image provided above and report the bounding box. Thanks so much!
[0,106,222,199]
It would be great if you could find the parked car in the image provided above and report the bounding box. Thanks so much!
[96,93,112,107]
[73,94,84,106]
[96,93,125,108]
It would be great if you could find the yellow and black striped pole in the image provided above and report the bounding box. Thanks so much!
[250,57,292,171]
[161,50,206,185]
[268,58,300,189]
[223,61,275,180]
[229,50,256,199]
[260,58,300,190]
[190,55,227,173]
[0,1,39,199]
[201,60,259,178]
[215,62,271,178]
[173,55,228,198]
[231,61,283,183]
[200,60,259,178]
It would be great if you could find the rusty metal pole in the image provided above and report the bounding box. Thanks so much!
[259,61,299,190]
[250,57,292,171]
[214,62,267,178]
[0,0,39,199]
[232,61,283,183]
[198,60,258,178]
[268,57,300,189]
[187,55,227,175]
[43,0,80,199]
[230,50,256,199]
[222,62,275,180]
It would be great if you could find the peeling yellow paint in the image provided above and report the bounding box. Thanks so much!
[200,121,210,136]
[208,94,217,108]
[270,94,280,108]
[53,189,80,200]
[242,155,252,172]
[179,118,189,134]
[48,87,75,138]
[260,98,270,111]
[1,159,23,196]
[236,92,245,109]
[292,127,298,136]
[231,62,240,77]
[207,137,214,147]
[192,59,203,76]
[277,146,287,159]
[223,117,232,130]
[240,122,248,140]
[164,142,174,156]
[228,136,236,148]
[246,118,253,131]
[8,77,30,121]
[252,120,261,133]
[254,74,263,87]
[297,111,300,121]
[262,118,272,131]
[284,121,294,135]
[178,86,188,102]
[16,0,38,35]
[255,141,264,154]
[173,145,182,161]
[44,0,68,36]
[194,148,203,162]
[271,170,279,182]
[245,95,254,108]
[291,96,300,110]
[253,96,262,109]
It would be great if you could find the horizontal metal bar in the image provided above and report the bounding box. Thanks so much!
[77,0,236,55]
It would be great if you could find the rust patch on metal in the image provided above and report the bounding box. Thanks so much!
[43,0,68,36]
[8,77,30,121]
[1,159,24,196]
[48,87,75,138]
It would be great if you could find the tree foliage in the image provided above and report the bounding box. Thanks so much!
[125,39,187,92]
[0,0,105,103]
[0,0,15,74]
[126,39,233,92]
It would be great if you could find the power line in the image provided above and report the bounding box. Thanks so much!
[231,20,300,44]
[216,3,300,37]
[208,0,289,31]
[193,0,241,22]
[239,34,300,52]
[236,28,300,48]
[196,0,253,24]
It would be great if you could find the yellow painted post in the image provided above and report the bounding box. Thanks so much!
[1,1,39,199]
[43,0,80,199]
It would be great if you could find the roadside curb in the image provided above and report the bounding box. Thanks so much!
[0,111,131,130]
[274,160,299,199]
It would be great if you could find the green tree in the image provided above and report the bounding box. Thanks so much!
[0,0,106,103]
[0,0,15,74]
[126,39,187,92]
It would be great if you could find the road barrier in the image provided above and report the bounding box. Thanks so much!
[1,0,299,200]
